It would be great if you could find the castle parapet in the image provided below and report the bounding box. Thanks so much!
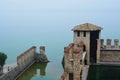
[100,39,104,48]
[106,39,111,48]
[100,39,120,50]
[40,46,45,51]
[114,39,119,49]
[40,46,45,54]
[38,46,49,62]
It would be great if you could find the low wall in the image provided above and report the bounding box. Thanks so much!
[17,46,36,70]
[100,50,120,62]
[0,46,36,80]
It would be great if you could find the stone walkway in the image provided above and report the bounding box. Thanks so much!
[82,65,89,80]
[3,63,17,74]
[98,62,120,65]
[0,64,17,77]
[0,63,17,79]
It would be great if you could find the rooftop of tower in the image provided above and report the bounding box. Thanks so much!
[72,23,103,31]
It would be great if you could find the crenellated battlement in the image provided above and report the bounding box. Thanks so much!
[100,39,120,50]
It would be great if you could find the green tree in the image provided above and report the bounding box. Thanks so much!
[0,52,7,75]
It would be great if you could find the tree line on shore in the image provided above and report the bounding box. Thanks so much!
[0,52,7,75]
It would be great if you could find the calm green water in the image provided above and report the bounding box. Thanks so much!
[87,65,120,80]
[17,62,57,80]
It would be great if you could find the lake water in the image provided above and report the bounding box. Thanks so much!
[17,62,58,80]
[0,32,72,80]
[0,16,74,79]
[87,65,120,80]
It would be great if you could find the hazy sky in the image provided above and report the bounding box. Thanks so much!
[0,0,120,43]
[0,0,120,33]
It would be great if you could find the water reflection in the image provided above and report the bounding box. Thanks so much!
[17,62,48,80]
[87,65,120,80]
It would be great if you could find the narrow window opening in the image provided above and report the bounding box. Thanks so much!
[83,45,86,51]
[77,31,80,37]
[83,31,86,37]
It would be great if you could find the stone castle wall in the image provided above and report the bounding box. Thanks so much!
[61,42,83,80]
[100,39,120,62]
[74,31,90,64]
[0,46,36,80]
[17,46,36,70]
[100,50,120,62]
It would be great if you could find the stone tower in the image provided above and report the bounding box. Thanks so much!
[72,23,102,64]
[61,23,103,80]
